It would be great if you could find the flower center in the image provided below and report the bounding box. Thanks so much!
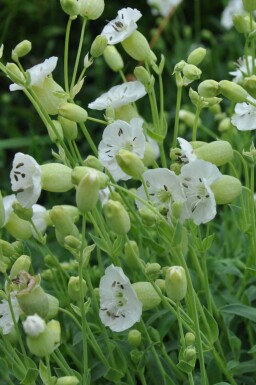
[182,177,210,212]
[101,280,128,320]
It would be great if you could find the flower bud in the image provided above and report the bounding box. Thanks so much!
[23,314,46,337]
[76,170,100,213]
[185,332,196,347]
[165,266,187,302]
[194,140,233,166]
[155,279,166,293]
[179,110,201,128]
[79,0,104,20]
[90,35,108,58]
[116,149,146,180]
[12,202,33,221]
[26,319,60,357]
[0,240,14,259]
[145,263,161,280]
[128,329,142,347]
[12,40,32,61]
[114,105,139,122]
[182,63,202,81]
[243,0,256,11]
[59,103,88,122]
[143,141,157,167]
[6,62,25,86]
[60,0,79,17]
[184,346,196,362]
[68,276,87,301]
[134,66,152,87]
[187,47,206,66]
[211,175,242,204]
[219,80,248,103]
[198,80,220,98]
[233,14,253,33]
[58,116,78,140]
[46,120,64,143]
[103,45,124,72]
[121,31,151,61]
[33,77,67,115]
[139,206,160,226]
[5,212,32,240]
[40,163,73,192]
[132,282,161,311]
[49,206,80,245]
[83,155,104,171]
[103,200,131,235]
[56,377,79,385]
[72,166,109,189]
[243,75,256,99]
[218,117,232,132]
[9,255,31,280]
[124,240,141,269]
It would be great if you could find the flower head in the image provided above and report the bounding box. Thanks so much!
[0,296,21,335]
[99,264,142,332]
[179,160,222,225]
[231,95,256,131]
[98,118,146,181]
[230,56,256,83]
[88,81,146,110]
[101,8,142,45]
[10,56,58,91]
[147,0,182,16]
[10,152,42,208]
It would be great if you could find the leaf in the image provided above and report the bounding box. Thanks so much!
[176,360,195,374]
[70,303,81,317]
[219,303,256,322]
[200,307,219,344]
[112,236,125,258]
[82,243,96,267]
[89,233,109,253]
[21,368,38,385]
[248,345,256,354]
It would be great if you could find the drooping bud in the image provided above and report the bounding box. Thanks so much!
[90,35,108,58]
[60,0,79,17]
[121,31,151,61]
[103,200,131,235]
[9,255,31,280]
[11,40,32,61]
[41,163,73,192]
[134,66,153,89]
[179,110,201,128]
[132,282,161,310]
[76,170,100,213]
[25,319,60,357]
[68,276,87,301]
[58,103,88,122]
[219,80,248,103]
[58,116,78,140]
[182,63,202,82]
[165,266,187,302]
[116,149,146,180]
[194,140,234,166]
[198,80,220,98]
[46,120,64,143]
[72,166,109,189]
[79,0,104,20]
[103,45,124,72]
[128,329,142,347]
[211,175,242,204]
[187,47,206,66]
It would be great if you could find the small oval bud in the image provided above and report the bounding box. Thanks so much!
[233,14,253,33]
[124,240,141,269]
[134,66,152,87]
[103,45,124,72]
[211,175,242,204]
[83,155,104,171]
[155,279,166,293]
[121,31,151,61]
[218,117,232,132]
[72,166,109,189]
[56,376,79,385]
[194,140,234,166]
[165,266,187,302]
[76,170,100,213]
[132,282,161,310]
[26,319,61,357]
[139,206,160,226]
[128,329,142,347]
[41,163,73,192]
[145,263,161,280]
[60,0,79,17]
[103,200,131,235]
[49,206,80,245]
[58,116,78,140]
[143,141,158,167]
[10,255,31,280]
[244,75,256,99]
[179,110,201,128]
[79,0,104,20]
[6,62,25,86]
[68,276,87,301]
[184,346,196,362]
[12,40,32,61]
[219,80,248,103]
[12,202,33,221]
[187,47,206,66]
[59,103,88,122]
[5,212,32,240]
[116,149,146,180]
[90,35,108,58]
[198,80,220,98]
[46,120,64,143]
[185,332,196,347]
[182,63,202,81]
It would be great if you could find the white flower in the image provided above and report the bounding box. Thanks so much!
[231,95,256,131]
[0,296,21,335]
[10,56,58,91]
[99,264,142,332]
[220,0,244,29]
[147,0,182,16]
[98,118,146,181]
[10,152,42,208]
[88,81,146,110]
[23,314,46,337]
[101,8,142,45]
[179,160,222,225]
[98,186,111,206]
[1,194,16,227]
[177,137,197,164]
[230,56,256,83]
[136,168,188,220]
[31,204,48,238]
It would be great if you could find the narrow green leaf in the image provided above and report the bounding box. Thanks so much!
[219,303,256,322]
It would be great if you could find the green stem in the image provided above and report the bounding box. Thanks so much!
[192,104,201,141]
[64,17,73,94]
[172,85,182,147]
[70,17,87,92]
[79,122,98,156]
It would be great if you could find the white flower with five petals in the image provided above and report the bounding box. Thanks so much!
[101,8,142,45]
[10,152,42,208]
[231,95,256,131]
[88,81,146,110]
[179,160,222,225]
[98,118,146,181]
[99,264,142,332]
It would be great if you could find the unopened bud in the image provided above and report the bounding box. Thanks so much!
[12,202,33,221]
[218,117,232,132]
[244,75,256,99]
[41,163,73,192]
[72,166,109,189]
[132,282,161,310]
[139,206,160,226]
[83,155,104,171]
[124,240,141,269]
[79,0,104,20]
[58,116,78,140]
[179,110,201,128]
[165,266,187,302]
[194,140,233,166]
[219,80,248,103]
[128,329,142,347]
[76,170,100,213]
[184,346,196,362]
[185,332,196,346]
[68,276,87,301]
[59,103,88,122]
[145,263,161,280]
[116,149,146,180]
[90,35,108,58]
[121,31,151,61]
[49,206,80,245]
[143,141,158,167]
[233,14,254,33]
[211,175,242,204]
[187,47,206,66]
[12,40,32,61]
[103,200,131,235]
[56,376,79,385]
[155,279,166,293]
[182,63,202,81]
[26,319,60,357]
[103,45,124,72]
[6,62,24,86]
[134,66,152,87]
[60,0,79,17]
[5,212,32,240]
[10,255,31,280]
[198,79,220,98]
[243,0,256,11]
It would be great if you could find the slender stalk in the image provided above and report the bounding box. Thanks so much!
[64,17,73,94]
[70,17,87,92]
[172,85,182,147]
